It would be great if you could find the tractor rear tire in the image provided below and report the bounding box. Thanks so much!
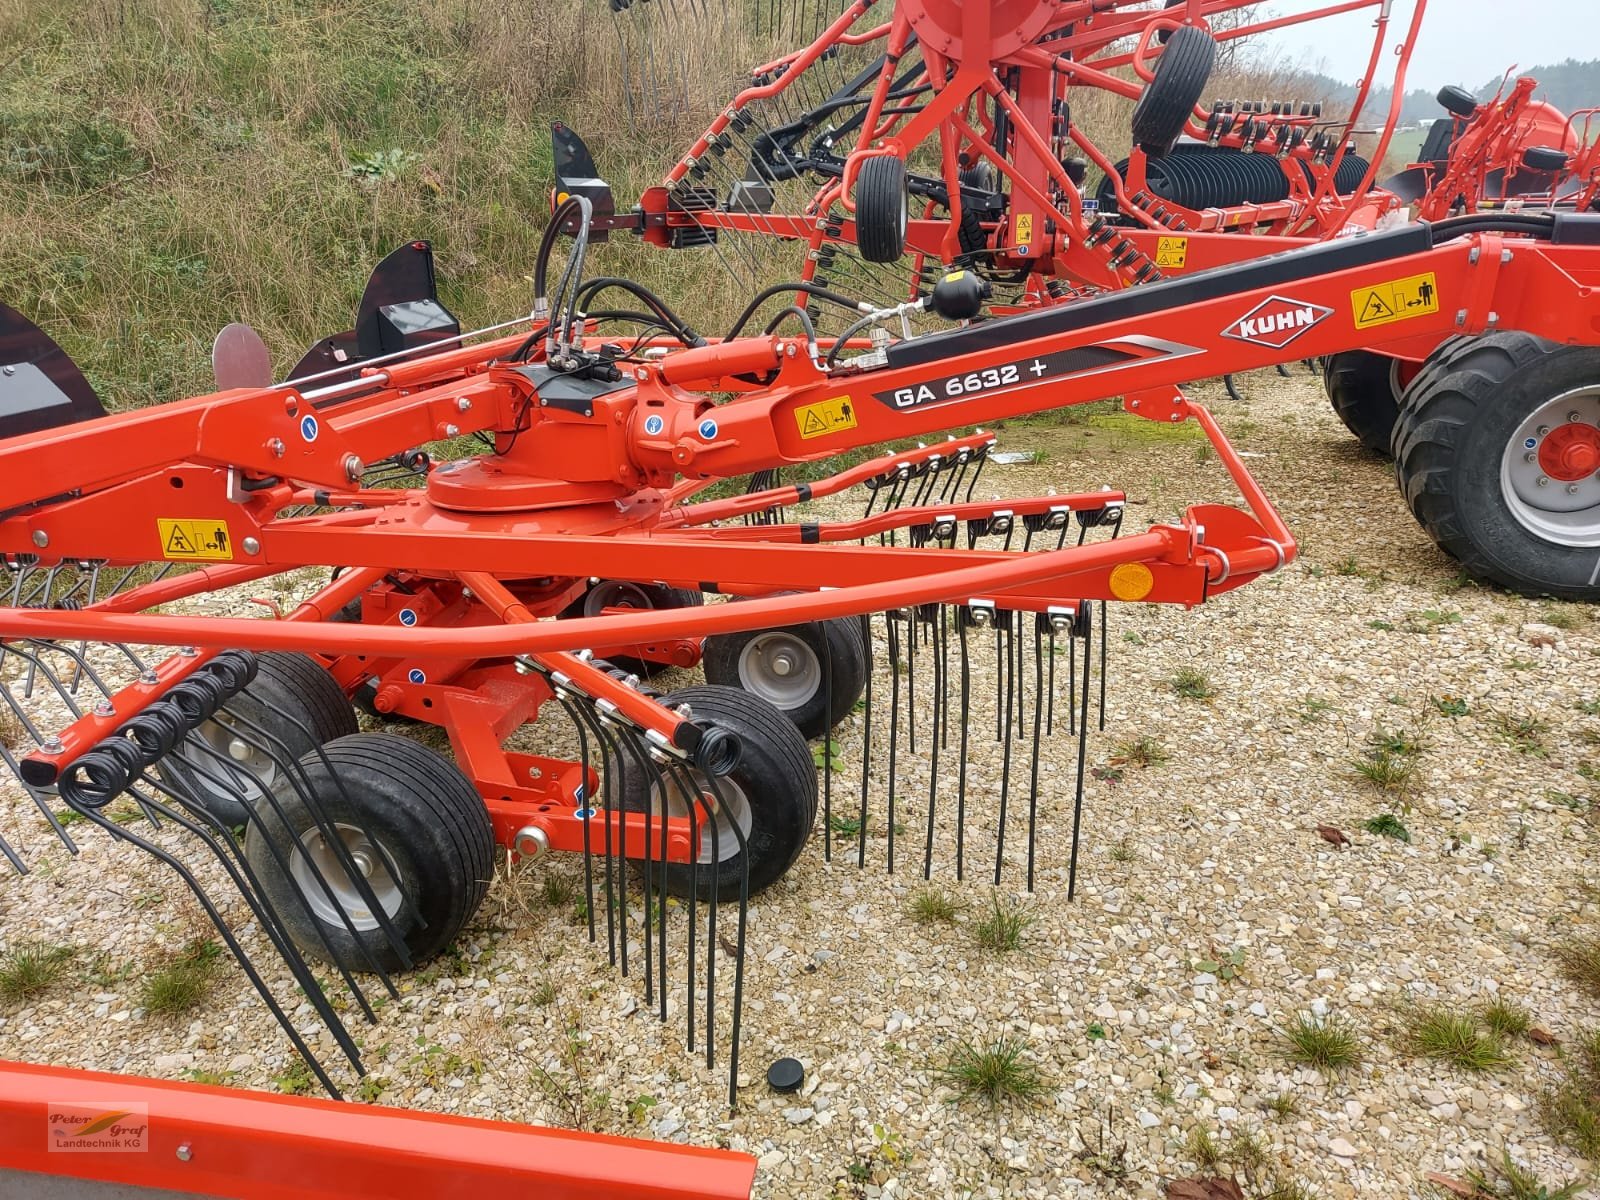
[606,685,816,901]
[245,732,493,973]
[1392,331,1600,599]
[1324,350,1404,456]
[161,652,357,829]
[856,156,908,263]
[1131,25,1217,157]
[702,616,868,739]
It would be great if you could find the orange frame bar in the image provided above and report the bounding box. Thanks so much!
[0,1061,756,1200]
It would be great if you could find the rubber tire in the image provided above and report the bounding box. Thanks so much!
[701,616,868,739]
[606,685,816,901]
[954,164,995,259]
[562,581,703,677]
[1324,350,1404,456]
[1523,145,1570,173]
[856,156,908,263]
[1437,85,1478,119]
[1392,332,1600,599]
[161,652,357,828]
[244,732,494,973]
[1131,25,1217,157]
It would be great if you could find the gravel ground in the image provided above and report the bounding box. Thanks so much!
[4,368,1600,1198]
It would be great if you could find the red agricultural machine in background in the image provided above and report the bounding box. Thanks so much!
[585,0,1600,597]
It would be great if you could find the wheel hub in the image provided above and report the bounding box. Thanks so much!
[1538,422,1600,481]
[289,823,403,931]
[1500,386,1600,546]
[736,632,822,709]
[646,774,753,864]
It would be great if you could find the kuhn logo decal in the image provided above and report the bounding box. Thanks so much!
[1222,296,1332,349]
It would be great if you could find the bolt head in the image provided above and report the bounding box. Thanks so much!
[242,537,260,555]
[1538,475,1551,487]
[1538,425,1551,437]
[456,397,472,412]
[227,738,251,762]
[175,1144,192,1163]
[1570,484,1582,495]
[267,437,285,457]
[771,654,794,677]
[30,530,47,549]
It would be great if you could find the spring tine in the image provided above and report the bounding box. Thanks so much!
[556,697,598,943]
[822,614,834,862]
[856,613,873,869]
[1026,617,1046,892]
[994,611,1016,887]
[964,451,987,502]
[939,604,950,751]
[698,767,749,1111]
[676,759,699,1053]
[659,742,671,1026]
[56,767,349,1096]
[1101,509,1123,731]
[955,608,973,880]
[1046,617,1058,737]
[159,720,396,1007]
[992,616,1004,742]
[569,698,619,966]
[922,608,942,880]
[701,764,720,1070]
[1068,607,1095,901]
[884,611,901,873]
[904,605,917,755]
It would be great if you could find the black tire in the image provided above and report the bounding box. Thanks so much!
[161,652,357,828]
[1393,332,1600,599]
[702,616,868,739]
[1324,350,1404,456]
[1523,145,1570,173]
[954,164,995,259]
[1437,85,1478,119]
[606,685,815,901]
[856,156,908,263]
[1131,25,1216,157]
[244,733,493,972]
[562,581,703,677]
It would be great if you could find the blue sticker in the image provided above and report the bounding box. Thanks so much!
[574,783,586,803]
[643,414,664,436]
[1525,437,1539,449]
[407,668,426,684]
[299,414,319,443]
[398,608,418,627]
[574,807,596,821]
[698,417,718,440]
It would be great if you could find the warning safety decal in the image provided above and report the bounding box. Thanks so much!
[1351,272,1439,331]
[157,518,234,561]
[1154,236,1188,269]
[794,395,858,440]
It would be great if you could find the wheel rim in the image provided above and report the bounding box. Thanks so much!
[289,822,404,931]
[1500,385,1600,546]
[583,580,656,616]
[647,774,754,864]
[182,718,278,802]
[735,631,822,709]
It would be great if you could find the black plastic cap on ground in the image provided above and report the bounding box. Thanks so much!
[767,1057,804,1093]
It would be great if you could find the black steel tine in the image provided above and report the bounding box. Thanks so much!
[56,763,350,1096]
[922,608,943,881]
[570,698,620,966]
[659,741,671,1026]
[1101,509,1123,732]
[1026,618,1045,892]
[822,612,834,863]
[885,612,901,873]
[675,759,700,1054]
[1046,616,1058,738]
[956,610,972,881]
[699,767,749,1111]
[904,604,917,755]
[993,610,1016,887]
[938,604,951,753]
[556,697,598,943]
[856,613,873,869]
[1068,608,1095,901]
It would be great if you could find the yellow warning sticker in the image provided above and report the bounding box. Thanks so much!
[795,395,859,440]
[1351,271,1440,330]
[1013,212,1034,248]
[1154,236,1189,269]
[157,518,234,561]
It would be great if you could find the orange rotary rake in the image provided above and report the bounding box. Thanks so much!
[2,196,1600,1112]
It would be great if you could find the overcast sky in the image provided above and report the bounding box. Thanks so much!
[1256,0,1588,91]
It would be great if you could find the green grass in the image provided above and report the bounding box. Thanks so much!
[540,872,577,908]
[1494,711,1551,757]
[1110,736,1168,768]
[1186,1125,1221,1168]
[0,941,73,1002]
[1263,1092,1301,1120]
[1402,1005,1511,1072]
[974,894,1032,952]
[1170,667,1215,701]
[1556,936,1600,999]
[936,1038,1048,1106]
[1363,812,1411,842]
[1545,1029,1600,1159]
[140,938,223,1015]
[1482,999,1532,1041]
[907,886,960,925]
[1278,1011,1362,1075]
[1467,1148,1587,1200]
[1431,694,1470,718]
